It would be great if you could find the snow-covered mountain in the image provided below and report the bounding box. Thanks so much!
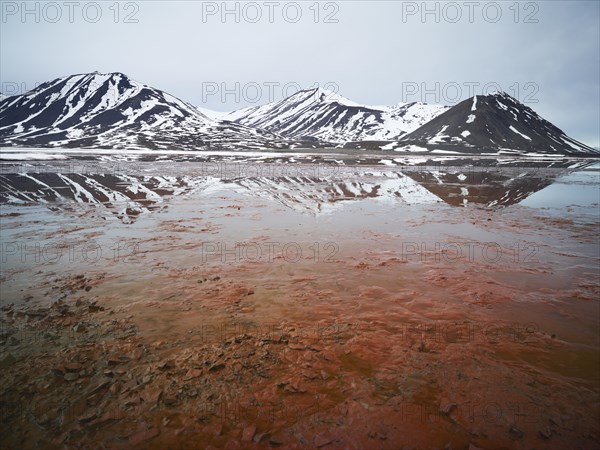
[397,92,596,155]
[0,73,596,155]
[0,72,292,150]
[223,87,449,143]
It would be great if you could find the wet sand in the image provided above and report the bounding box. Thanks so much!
[0,160,599,449]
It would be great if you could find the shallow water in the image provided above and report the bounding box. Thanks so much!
[521,168,600,211]
[0,155,599,449]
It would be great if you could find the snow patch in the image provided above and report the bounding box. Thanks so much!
[0,152,68,160]
[509,126,532,141]
[428,125,449,144]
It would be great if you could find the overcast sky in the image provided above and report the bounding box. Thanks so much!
[1,0,599,147]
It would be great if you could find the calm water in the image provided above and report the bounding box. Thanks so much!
[1,154,599,449]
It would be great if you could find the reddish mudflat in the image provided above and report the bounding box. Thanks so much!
[0,160,598,449]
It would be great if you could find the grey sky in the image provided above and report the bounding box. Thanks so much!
[1,0,599,147]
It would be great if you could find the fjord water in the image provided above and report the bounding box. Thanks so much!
[0,156,598,449]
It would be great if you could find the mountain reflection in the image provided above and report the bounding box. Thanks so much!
[401,164,565,207]
[0,158,594,220]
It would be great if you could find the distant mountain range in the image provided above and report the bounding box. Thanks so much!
[220,88,449,142]
[0,72,596,156]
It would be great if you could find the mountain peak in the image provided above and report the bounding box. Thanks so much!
[54,72,140,90]
[0,72,293,150]
[289,87,360,108]
[0,71,214,148]
[223,85,449,142]
[76,70,129,78]
[484,90,510,97]
[400,90,595,155]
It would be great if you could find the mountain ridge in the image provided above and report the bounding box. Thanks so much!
[397,91,595,155]
[222,87,450,143]
[0,72,294,151]
[0,72,596,155]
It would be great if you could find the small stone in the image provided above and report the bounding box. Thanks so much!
[440,399,457,415]
[314,435,333,448]
[468,444,484,450]
[300,369,319,380]
[269,435,283,446]
[509,425,524,439]
[549,415,562,427]
[539,427,552,439]
[282,381,306,393]
[64,363,82,373]
[125,398,140,407]
[242,425,256,442]
[158,360,175,370]
[109,382,121,395]
[87,377,111,395]
[253,432,267,443]
[209,363,225,372]
[163,397,176,406]
[185,368,202,379]
[121,379,137,393]
[72,323,85,333]
[130,348,144,360]
[78,411,97,423]
[107,356,128,366]
[64,372,79,381]
[144,387,162,404]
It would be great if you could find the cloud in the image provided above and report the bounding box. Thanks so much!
[1,0,598,146]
